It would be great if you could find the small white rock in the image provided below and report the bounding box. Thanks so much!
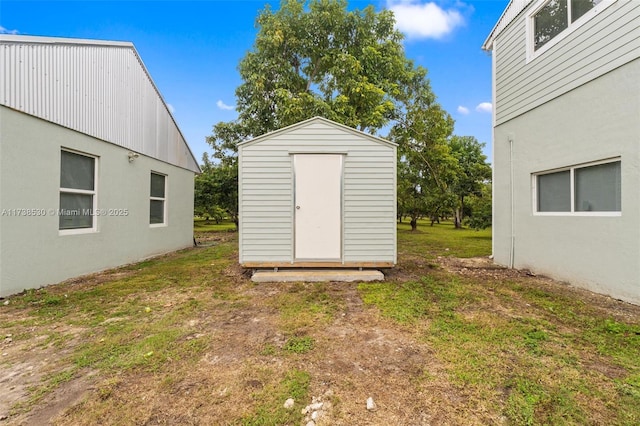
[305,421,315,426]
[310,402,323,410]
[311,411,319,420]
[283,398,295,409]
[366,397,377,411]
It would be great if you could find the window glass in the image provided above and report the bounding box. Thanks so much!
[571,0,601,22]
[534,0,568,51]
[59,193,93,229]
[538,170,571,212]
[150,200,164,224]
[150,173,166,198]
[60,150,95,231]
[150,173,166,225]
[61,150,95,190]
[575,161,621,212]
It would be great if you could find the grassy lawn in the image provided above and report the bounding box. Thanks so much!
[193,217,236,233]
[0,220,638,425]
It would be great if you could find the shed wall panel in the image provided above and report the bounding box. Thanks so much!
[239,119,396,265]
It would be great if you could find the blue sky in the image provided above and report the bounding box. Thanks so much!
[0,0,508,164]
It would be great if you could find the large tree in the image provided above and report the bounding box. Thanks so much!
[207,0,456,232]
[207,0,441,163]
[448,136,492,229]
[389,64,457,231]
[194,153,239,227]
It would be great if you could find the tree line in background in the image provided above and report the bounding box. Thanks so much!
[195,0,491,231]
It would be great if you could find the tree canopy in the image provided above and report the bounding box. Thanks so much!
[205,0,490,232]
[448,136,492,228]
[207,0,442,164]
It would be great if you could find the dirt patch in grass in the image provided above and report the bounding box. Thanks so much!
[439,255,640,321]
[1,229,639,425]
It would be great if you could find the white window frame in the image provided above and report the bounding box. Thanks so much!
[150,172,167,227]
[526,0,616,63]
[532,158,621,216]
[59,148,98,236]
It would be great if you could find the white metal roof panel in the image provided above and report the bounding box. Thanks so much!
[0,35,200,173]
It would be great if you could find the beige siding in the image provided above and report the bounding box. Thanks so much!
[0,35,199,173]
[494,0,640,125]
[238,118,396,265]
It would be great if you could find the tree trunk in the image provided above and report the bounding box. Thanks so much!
[454,209,462,228]
[410,217,418,232]
[454,196,464,229]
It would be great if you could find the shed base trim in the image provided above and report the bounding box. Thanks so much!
[241,261,395,268]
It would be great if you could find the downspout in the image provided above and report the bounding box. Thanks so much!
[509,136,515,269]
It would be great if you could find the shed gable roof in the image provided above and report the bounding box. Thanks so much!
[0,35,200,173]
[238,116,397,149]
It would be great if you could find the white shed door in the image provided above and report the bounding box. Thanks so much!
[294,154,342,260]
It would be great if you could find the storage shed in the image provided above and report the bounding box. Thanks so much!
[238,116,397,268]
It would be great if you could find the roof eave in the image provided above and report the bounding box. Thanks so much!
[482,0,536,52]
[238,116,398,149]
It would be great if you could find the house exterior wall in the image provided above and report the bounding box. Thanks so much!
[238,119,397,266]
[494,0,640,125]
[492,59,640,304]
[0,106,195,297]
[0,35,200,173]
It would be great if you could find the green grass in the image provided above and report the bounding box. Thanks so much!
[194,218,236,232]
[283,336,315,354]
[4,238,238,415]
[398,219,491,258]
[360,221,640,425]
[240,369,311,425]
[270,282,341,333]
[3,219,640,425]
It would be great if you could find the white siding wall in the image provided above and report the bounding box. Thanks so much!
[0,106,195,297]
[239,119,396,265]
[0,36,199,173]
[494,0,640,125]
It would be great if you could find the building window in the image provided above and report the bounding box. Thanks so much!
[150,172,166,225]
[535,159,621,214]
[59,150,97,232]
[529,0,610,58]
[537,170,571,212]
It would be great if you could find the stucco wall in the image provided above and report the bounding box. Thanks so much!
[0,106,195,297]
[493,60,640,304]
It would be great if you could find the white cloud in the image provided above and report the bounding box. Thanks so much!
[457,106,469,115]
[387,0,464,40]
[0,26,19,35]
[216,100,234,111]
[476,102,492,113]
[166,103,175,114]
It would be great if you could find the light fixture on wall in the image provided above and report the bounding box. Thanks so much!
[128,152,139,163]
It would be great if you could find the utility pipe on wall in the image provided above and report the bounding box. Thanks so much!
[509,136,515,269]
